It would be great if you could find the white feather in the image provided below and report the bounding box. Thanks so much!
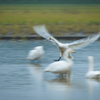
[33,25,100,60]
[68,33,100,49]
[33,25,60,44]
[26,46,44,60]
[86,56,100,79]
[44,49,74,75]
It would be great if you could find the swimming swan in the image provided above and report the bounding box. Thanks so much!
[44,49,75,76]
[33,25,100,61]
[86,56,100,79]
[26,46,44,60]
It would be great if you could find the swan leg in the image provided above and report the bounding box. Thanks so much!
[58,74,63,78]
[58,74,61,78]
[67,71,71,78]
[56,74,59,78]
[54,57,61,61]
[61,74,64,78]
[64,73,67,77]
[60,74,64,78]
[30,59,41,64]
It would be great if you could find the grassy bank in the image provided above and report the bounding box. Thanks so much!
[0,4,100,36]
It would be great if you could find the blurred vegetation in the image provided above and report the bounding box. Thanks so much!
[0,4,100,36]
[0,0,100,4]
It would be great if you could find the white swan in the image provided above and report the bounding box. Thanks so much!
[26,46,44,60]
[33,25,100,61]
[44,49,75,76]
[86,56,100,79]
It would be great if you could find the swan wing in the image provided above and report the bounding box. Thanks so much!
[28,50,37,58]
[33,25,60,44]
[68,33,100,49]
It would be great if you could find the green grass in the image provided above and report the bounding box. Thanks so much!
[0,4,100,36]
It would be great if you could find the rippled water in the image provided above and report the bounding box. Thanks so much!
[0,40,100,100]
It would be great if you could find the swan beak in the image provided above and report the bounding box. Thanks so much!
[70,49,75,53]
[49,37,52,40]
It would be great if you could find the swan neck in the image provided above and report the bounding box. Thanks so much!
[68,53,73,59]
[64,51,73,64]
[65,58,73,63]
[52,38,59,46]
[88,57,94,71]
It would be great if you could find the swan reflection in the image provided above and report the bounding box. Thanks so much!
[27,63,43,82]
[45,76,71,91]
[45,71,86,92]
[86,78,100,94]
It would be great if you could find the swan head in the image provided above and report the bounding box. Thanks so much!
[34,46,43,50]
[88,56,93,61]
[49,37,53,40]
[68,49,75,53]
[64,49,75,60]
[64,49,75,55]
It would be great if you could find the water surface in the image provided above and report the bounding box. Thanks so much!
[0,40,100,100]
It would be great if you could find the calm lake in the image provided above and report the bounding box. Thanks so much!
[0,40,100,100]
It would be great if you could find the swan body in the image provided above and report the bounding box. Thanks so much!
[86,71,100,79]
[26,46,44,60]
[86,56,100,79]
[33,25,100,61]
[44,49,75,75]
[44,61,73,74]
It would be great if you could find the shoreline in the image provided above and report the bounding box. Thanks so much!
[0,35,98,40]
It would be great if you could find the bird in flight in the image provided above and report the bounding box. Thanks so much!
[33,25,100,61]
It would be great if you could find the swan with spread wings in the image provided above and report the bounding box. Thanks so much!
[33,25,100,61]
